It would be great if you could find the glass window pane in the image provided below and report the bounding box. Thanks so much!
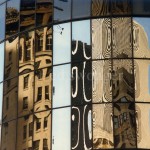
[136,104,150,148]
[133,18,150,58]
[5,37,18,79]
[111,0,131,15]
[0,83,3,123]
[92,0,111,16]
[1,120,17,150]
[36,0,53,27]
[135,60,150,102]
[112,60,134,102]
[17,115,33,150]
[114,103,136,148]
[92,60,112,103]
[3,77,18,122]
[34,67,52,112]
[53,64,70,108]
[72,0,91,19]
[20,0,35,31]
[33,111,51,150]
[6,0,20,38]
[92,18,111,59]
[54,0,71,22]
[112,18,132,58]
[53,23,71,65]
[0,3,6,41]
[0,43,4,82]
[52,107,71,150]
[0,0,6,3]
[72,20,91,62]
[93,104,113,149]
[19,31,35,74]
[133,0,150,15]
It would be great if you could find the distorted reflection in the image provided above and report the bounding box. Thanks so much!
[53,23,71,65]
[53,64,71,108]
[3,77,18,122]
[92,18,111,59]
[112,60,134,102]
[93,104,113,149]
[52,108,71,150]
[17,115,33,150]
[33,111,51,150]
[34,67,52,112]
[133,18,150,58]
[19,31,35,74]
[0,3,6,42]
[18,72,34,117]
[35,27,52,69]
[114,103,136,148]
[6,0,20,38]
[20,0,35,31]
[112,18,132,58]
[92,60,112,103]
[0,83,3,124]
[54,0,71,22]
[136,104,150,148]
[1,120,17,150]
[72,0,91,19]
[36,0,53,26]
[5,37,18,79]
[0,43,4,82]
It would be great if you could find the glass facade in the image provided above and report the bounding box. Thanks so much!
[1,0,150,149]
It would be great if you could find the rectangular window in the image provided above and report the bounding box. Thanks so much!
[23,125,27,139]
[44,117,48,129]
[46,35,52,50]
[29,122,33,137]
[46,67,51,77]
[38,36,43,51]
[36,118,41,130]
[33,140,40,150]
[19,46,22,61]
[43,139,48,150]
[37,87,42,101]
[8,51,12,61]
[6,97,9,110]
[24,75,29,89]
[45,86,49,100]
[23,97,28,109]
[37,69,43,79]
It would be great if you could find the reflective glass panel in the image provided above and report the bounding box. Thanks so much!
[0,3,6,42]
[36,0,53,26]
[6,0,20,38]
[19,31,35,74]
[0,83,3,123]
[1,120,17,150]
[54,0,71,22]
[33,110,51,150]
[111,0,131,15]
[53,23,71,65]
[133,0,150,15]
[17,115,33,150]
[92,60,112,103]
[35,27,52,69]
[52,107,71,150]
[34,67,52,112]
[112,59,134,102]
[72,20,91,62]
[112,17,132,58]
[5,37,18,79]
[92,18,111,59]
[0,0,6,3]
[133,18,150,58]
[3,77,18,122]
[20,0,35,31]
[93,104,113,149]
[92,0,111,16]
[136,104,150,148]
[114,103,136,148]
[72,0,91,19]
[134,59,150,102]
[0,43,4,82]
[18,72,34,117]
[53,64,70,108]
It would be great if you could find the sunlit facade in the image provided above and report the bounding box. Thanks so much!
[1,0,150,149]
